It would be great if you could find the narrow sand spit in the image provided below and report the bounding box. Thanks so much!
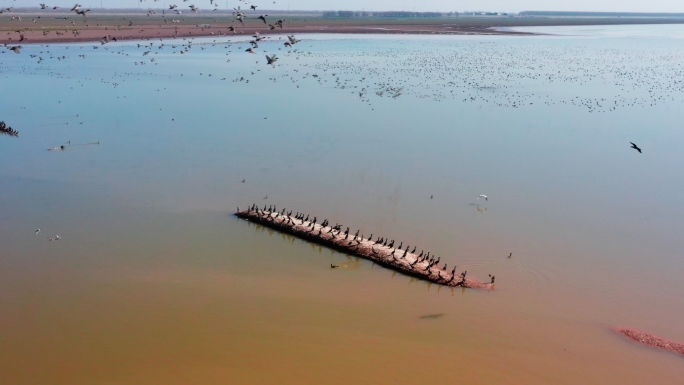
[0,24,528,45]
[616,328,684,357]
[236,207,491,289]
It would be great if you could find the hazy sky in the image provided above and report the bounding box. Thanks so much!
[2,0,683,13]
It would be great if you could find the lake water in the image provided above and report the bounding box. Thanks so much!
[1,24,684,384]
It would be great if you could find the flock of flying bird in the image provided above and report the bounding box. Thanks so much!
[0,5,653,257]
[3,8,658,145]
[3,3,303,66]
[2,4,92,53]
[287,41,684,112]
[33,2,275,17]
[140,0,278,14]
[37,3,90,16]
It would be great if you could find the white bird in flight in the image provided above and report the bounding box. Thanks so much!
[478,194,488,201]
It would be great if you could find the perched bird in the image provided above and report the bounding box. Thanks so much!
[35,229,41,235]
[0,121,19,136]
[508,253,512,258]
[630,142,642,153]
[478,194,488,201]
[331,264,339,269]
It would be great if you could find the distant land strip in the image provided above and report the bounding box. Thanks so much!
[519,11,684,17]
[4,11,684,45]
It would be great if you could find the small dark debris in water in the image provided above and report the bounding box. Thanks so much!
[72,141,100,146]
[419,313,447,320]
[48,141,99,151]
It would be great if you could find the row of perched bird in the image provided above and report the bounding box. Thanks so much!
[0,121,19,137]
[242,204,496,286]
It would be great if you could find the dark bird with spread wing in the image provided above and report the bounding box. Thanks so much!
[265,54,278,65]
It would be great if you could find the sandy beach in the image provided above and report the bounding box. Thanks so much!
[2,16,526,45]
[3,12,684,44]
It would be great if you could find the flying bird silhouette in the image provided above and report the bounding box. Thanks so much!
[630,142,642,153]
[265,54,278,65]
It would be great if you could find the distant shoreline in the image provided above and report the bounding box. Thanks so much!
[3,14,684,45]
